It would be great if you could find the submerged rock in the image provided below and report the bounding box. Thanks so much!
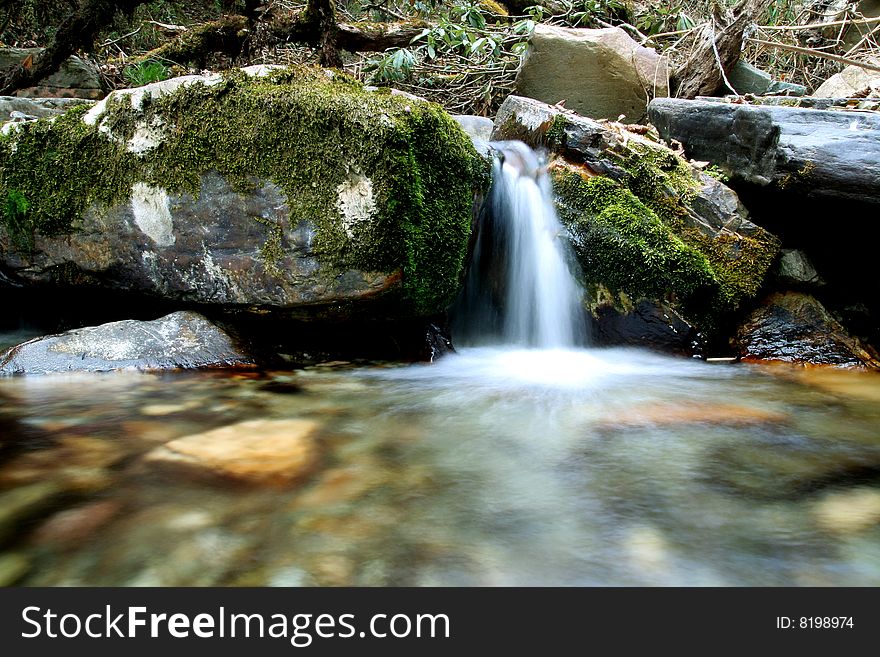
[735,292,879,368]
[0,481,63,545]
[515,25,669,123]
[0,67,486,319]
[492,95,779,352]
[648,98,880,204]
[0,311,252,375]
[143,418,321,487]
[813,487,880,535]
[0,552,31,586]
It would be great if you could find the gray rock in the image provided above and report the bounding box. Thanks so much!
[0,311,253,375]
[515,25,668,123]
[0,48,103,99]
[648,97,880,203]
[766,80,807,96]
[735,292,879,367]
[775,249,823,287]
[0,96,94,123]
[728,60,772,95]
[452,115,494,158]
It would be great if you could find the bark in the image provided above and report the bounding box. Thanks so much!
[671,0,762,99]
[137,14,250,67]
[0,0,150,96]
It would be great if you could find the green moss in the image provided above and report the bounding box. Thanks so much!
[554,172,718,316]
[0,66,484,315]
[545,114,568,151]
[562,141,779,320]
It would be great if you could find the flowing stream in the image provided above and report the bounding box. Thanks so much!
[0,144,879,586]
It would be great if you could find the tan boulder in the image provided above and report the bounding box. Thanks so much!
[144,419,321,486]
[514,25,668,123]
[814,62,880,98]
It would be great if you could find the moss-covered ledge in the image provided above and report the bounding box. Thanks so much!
[0,65,487,316]
[493,94,780,345]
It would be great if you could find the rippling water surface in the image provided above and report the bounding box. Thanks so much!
[1,345,880,586]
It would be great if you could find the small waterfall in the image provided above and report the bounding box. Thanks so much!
[452,141,586,348]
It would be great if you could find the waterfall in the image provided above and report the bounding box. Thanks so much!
[452,141,587,348]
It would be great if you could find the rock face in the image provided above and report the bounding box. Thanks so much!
[0,96,94,123]
[0,48,103,100]
[0,311,252,375]
[648,98,880,204]
[515,25,668,123]
[735,292,879,367]
[0,67,485,318]
[493,95,779,353]
[143,419,321,487]
[814,63,880,98]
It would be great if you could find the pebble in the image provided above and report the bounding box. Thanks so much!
[813,487,880,535]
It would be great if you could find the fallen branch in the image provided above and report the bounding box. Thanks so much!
[672,0,758,99]
[757,15,880,31]
[136,14,250,67]
[747,37,880,73]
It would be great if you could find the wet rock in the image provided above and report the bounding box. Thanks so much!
[0,552,31,586]
[515,25,668,123]
[493,95,779,352]
[813,487,880,535]
[595,401,788,431]
[592,299,703,355]
[0,436,126,493]
[0,48,103,99]
[0,311,253,375]
[33,500,122,546]
[0,482,63,544]
[648,98,880,204]
[144,418,321,487]
[291,463,388,509]
[705,432,880,499]
[0,67,485,319]
[735,292,879,368]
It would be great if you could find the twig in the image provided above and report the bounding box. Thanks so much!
[757,15,880,31]
[844,22,880,58]
[99,25,142,49]
[710,22,738,95]
[746,37,880,72]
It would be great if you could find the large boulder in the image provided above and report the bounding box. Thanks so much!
[0,66,486,319]
[0,48,104,100]
[735,292,879,368]
[514,25,668,123]
[0,311,252,375]
[648,98,880,204]
[493,95,779,353]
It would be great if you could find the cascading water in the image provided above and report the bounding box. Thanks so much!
[452,141,587,348]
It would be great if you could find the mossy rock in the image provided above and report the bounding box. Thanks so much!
[0,66,487,317]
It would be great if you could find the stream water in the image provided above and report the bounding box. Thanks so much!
[1,143,879,586]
